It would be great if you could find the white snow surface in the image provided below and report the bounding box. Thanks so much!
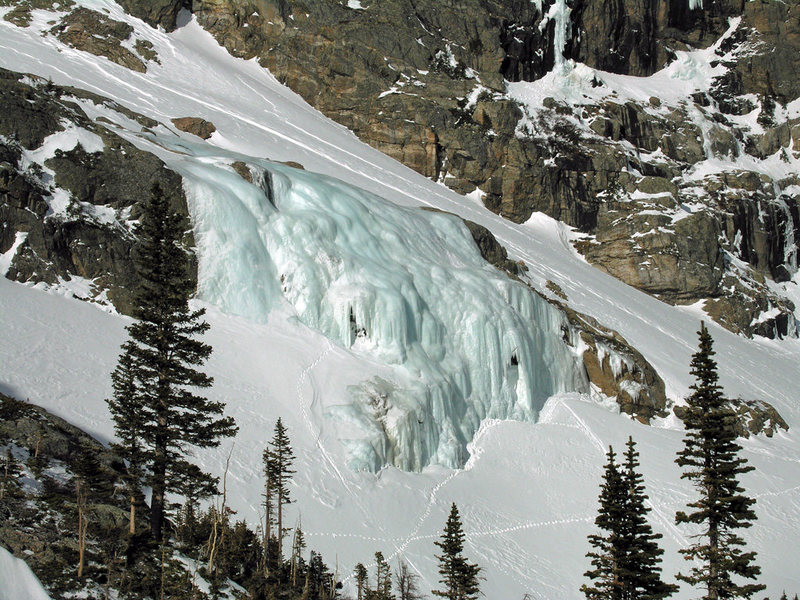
[0,546,53,600]
[1,3,799,599]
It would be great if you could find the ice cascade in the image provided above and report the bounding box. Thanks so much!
[540,0,572,69]
[184,159,588,471]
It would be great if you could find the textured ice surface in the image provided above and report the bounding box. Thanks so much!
[181,155,588,470]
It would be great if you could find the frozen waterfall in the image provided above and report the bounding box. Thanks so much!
[181,156,588,471]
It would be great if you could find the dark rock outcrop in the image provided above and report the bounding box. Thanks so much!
[0,393,139,598]
[116,0,187,32]
[673,397,789,438]
[0,68,191,315]
[48,8,148,73]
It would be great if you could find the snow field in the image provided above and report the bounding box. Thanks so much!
[2,279,799,598]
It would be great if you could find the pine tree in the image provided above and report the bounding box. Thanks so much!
[107,183,237,542]
[582,447,627,600]
[675,323,764,600]
[290,518,307,588]
[355,562,369,600]
[620,437,676,600]
[583,441,676,600]
[265,418,295,570]
[0,447,23,501]
[262,436,275,576]
[108,340,146,535]
[432,503,481,600]
[372,551,393,600]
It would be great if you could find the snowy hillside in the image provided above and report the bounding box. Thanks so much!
[1,2,799,598]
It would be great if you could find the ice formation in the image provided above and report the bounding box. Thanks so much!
[540,0,572,69]
[177,151,588,471]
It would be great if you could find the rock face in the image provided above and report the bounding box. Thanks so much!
[183,0,800,338]
[116,0,188,32]
[49,7,148,72]
[4,4,161,72]
[567,0,742,77]
[172,116,217,139]
[0,68,192,315]
[673,397,788,439]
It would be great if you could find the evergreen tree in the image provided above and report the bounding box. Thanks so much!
[262,436,275,576]
[305,550,338,600]
[583,441,676,600]
[108,340,146,534]
[582,447,627,600]
[73,440,114,501]
[106,183,237,542]
[432,503,481,600]
[291,519,307,588]
[372,551,393,600]
[675,323,764,600]
[620,437,676,600]
[265,417,295,569]
[0,447,23,501]
[355,563,369,600]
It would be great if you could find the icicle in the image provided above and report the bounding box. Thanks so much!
[539,0,572,68]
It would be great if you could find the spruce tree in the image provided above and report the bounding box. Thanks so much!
[0,447,23,501]
[432,503,481,600]
[265,417,295,569]
[583,441,675,600]
[355,562,369,600]
[582,447,627,600]
[675,323,764,600]
[107,183,237,542]
[395,560,424,600]
[620,437,676,600]
[108,340,146,534]
[372,551,393,600]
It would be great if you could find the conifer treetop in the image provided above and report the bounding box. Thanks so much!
[674,323,764,600]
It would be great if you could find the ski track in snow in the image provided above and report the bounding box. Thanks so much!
[557,398,606,455]
[547,397,691,550]
[296,339,362,504]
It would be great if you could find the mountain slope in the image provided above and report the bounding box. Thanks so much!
[0,2,799,598]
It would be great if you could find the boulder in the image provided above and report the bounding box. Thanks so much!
[171,116,217,139]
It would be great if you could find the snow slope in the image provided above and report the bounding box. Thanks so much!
[1,2,799,598]
[0,546,53,600]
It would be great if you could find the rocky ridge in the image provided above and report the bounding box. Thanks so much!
[170,0,800,339]
[0,67,192,314]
